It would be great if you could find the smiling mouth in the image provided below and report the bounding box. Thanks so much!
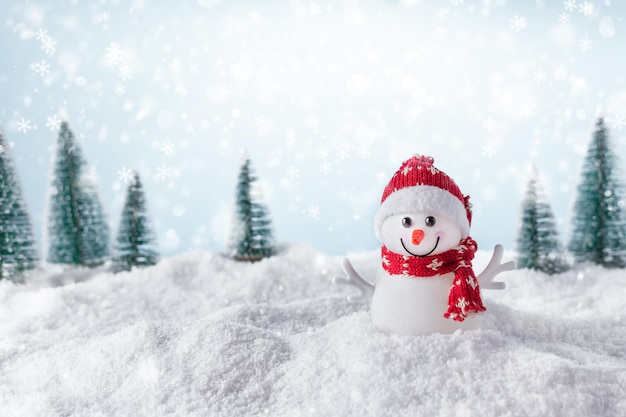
[400,237,440,257]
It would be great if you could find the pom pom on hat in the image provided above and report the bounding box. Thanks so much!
[374,155,472,240]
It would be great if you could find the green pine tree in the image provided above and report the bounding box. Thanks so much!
[47,121,110,267]
[568,117,626,267]
[113,171,159,272]
[0,131,38,281]
[229,154,275,261]
[516,167,569,274]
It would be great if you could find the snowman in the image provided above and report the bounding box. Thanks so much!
[334,155,516,335]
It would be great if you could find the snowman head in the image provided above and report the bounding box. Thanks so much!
[380,212,463,256]
[374,155,472,246]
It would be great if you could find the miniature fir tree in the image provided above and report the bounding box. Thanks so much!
[112,171,159,272]
[47,121,110,267]
[568,117,626,268]
[516,167,569,274]
[0,131,38,281]
[229,154,275,261]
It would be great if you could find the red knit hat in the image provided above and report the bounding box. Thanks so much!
[374,155,472,240]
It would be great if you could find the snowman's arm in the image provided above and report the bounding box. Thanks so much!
[332,258,375,303]
[477,244,516,290]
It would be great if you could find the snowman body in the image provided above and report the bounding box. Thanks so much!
[371,271,482,335]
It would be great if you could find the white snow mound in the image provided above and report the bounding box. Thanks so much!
[0,244,624,417]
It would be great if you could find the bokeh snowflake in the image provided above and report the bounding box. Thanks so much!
[93,11,111,27]
[578,2,594,16]
[579,35,592,51]
[114,83,125,95]
[16,118,33,133]
[608,114,625,130]
[482,142,498,158]
[31,60,50,77]
[156,164,173,181]
[285,166,299,180]
[563,0,577,12]
[306,205,320,220]
[40,36,56,55]
[160,140,175,155]
[509,15,527,32]
[105,43,123,67]
[117,65,133,80]
[45,115,61,131]
[117,167,135,183]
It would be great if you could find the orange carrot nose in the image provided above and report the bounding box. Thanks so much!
[412,229,425,245]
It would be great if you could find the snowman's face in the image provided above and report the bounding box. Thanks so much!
[380,212,463,256]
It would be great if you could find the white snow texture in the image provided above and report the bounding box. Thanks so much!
[0,245,624,417]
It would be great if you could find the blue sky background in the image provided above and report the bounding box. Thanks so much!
[1,0,625,257]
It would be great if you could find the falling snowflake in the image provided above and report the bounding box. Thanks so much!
[253,117,272,137]
[105,43,122,67]
[579,35,592,51]
[160,140,175,155]
[436,9,449,19]
[435,26,448,38]
[532,70,546,84]
[34,29,48,41]
[578,2,594,16]
[482,117,497,132]
[114,83,125,95]
[285,166,299,180]
[216,84,233,100]
[356,144,371,159]
[249,10,262,23]
[529,148,539,159]
[189,64,200,74]
[316,147,329,160]
[285,132,296,149]
[16,118,33,133]
[563,0,577,12]
[306,205,320,220]
[118,65,133,80]
[94,11,111,26]
[117,167,135,183]
[319,162,332,174]
[156,164,172,181]
[46,115,62,131]
[608,114,625,130]
[337,143,351,160]
[509,15,527,32]
[482,142,498,157]
[40,36,56,55]
[169,59,181,73]
[31,60,50,77]
[558,13,570,23]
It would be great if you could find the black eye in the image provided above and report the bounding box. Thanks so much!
[425,216,436,227]
[401,217,412,228]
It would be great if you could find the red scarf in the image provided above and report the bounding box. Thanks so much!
[381,236,485,322]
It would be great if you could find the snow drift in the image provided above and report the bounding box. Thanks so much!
[0,244,624,416]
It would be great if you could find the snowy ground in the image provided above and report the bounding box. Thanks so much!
[0,244,624,417]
